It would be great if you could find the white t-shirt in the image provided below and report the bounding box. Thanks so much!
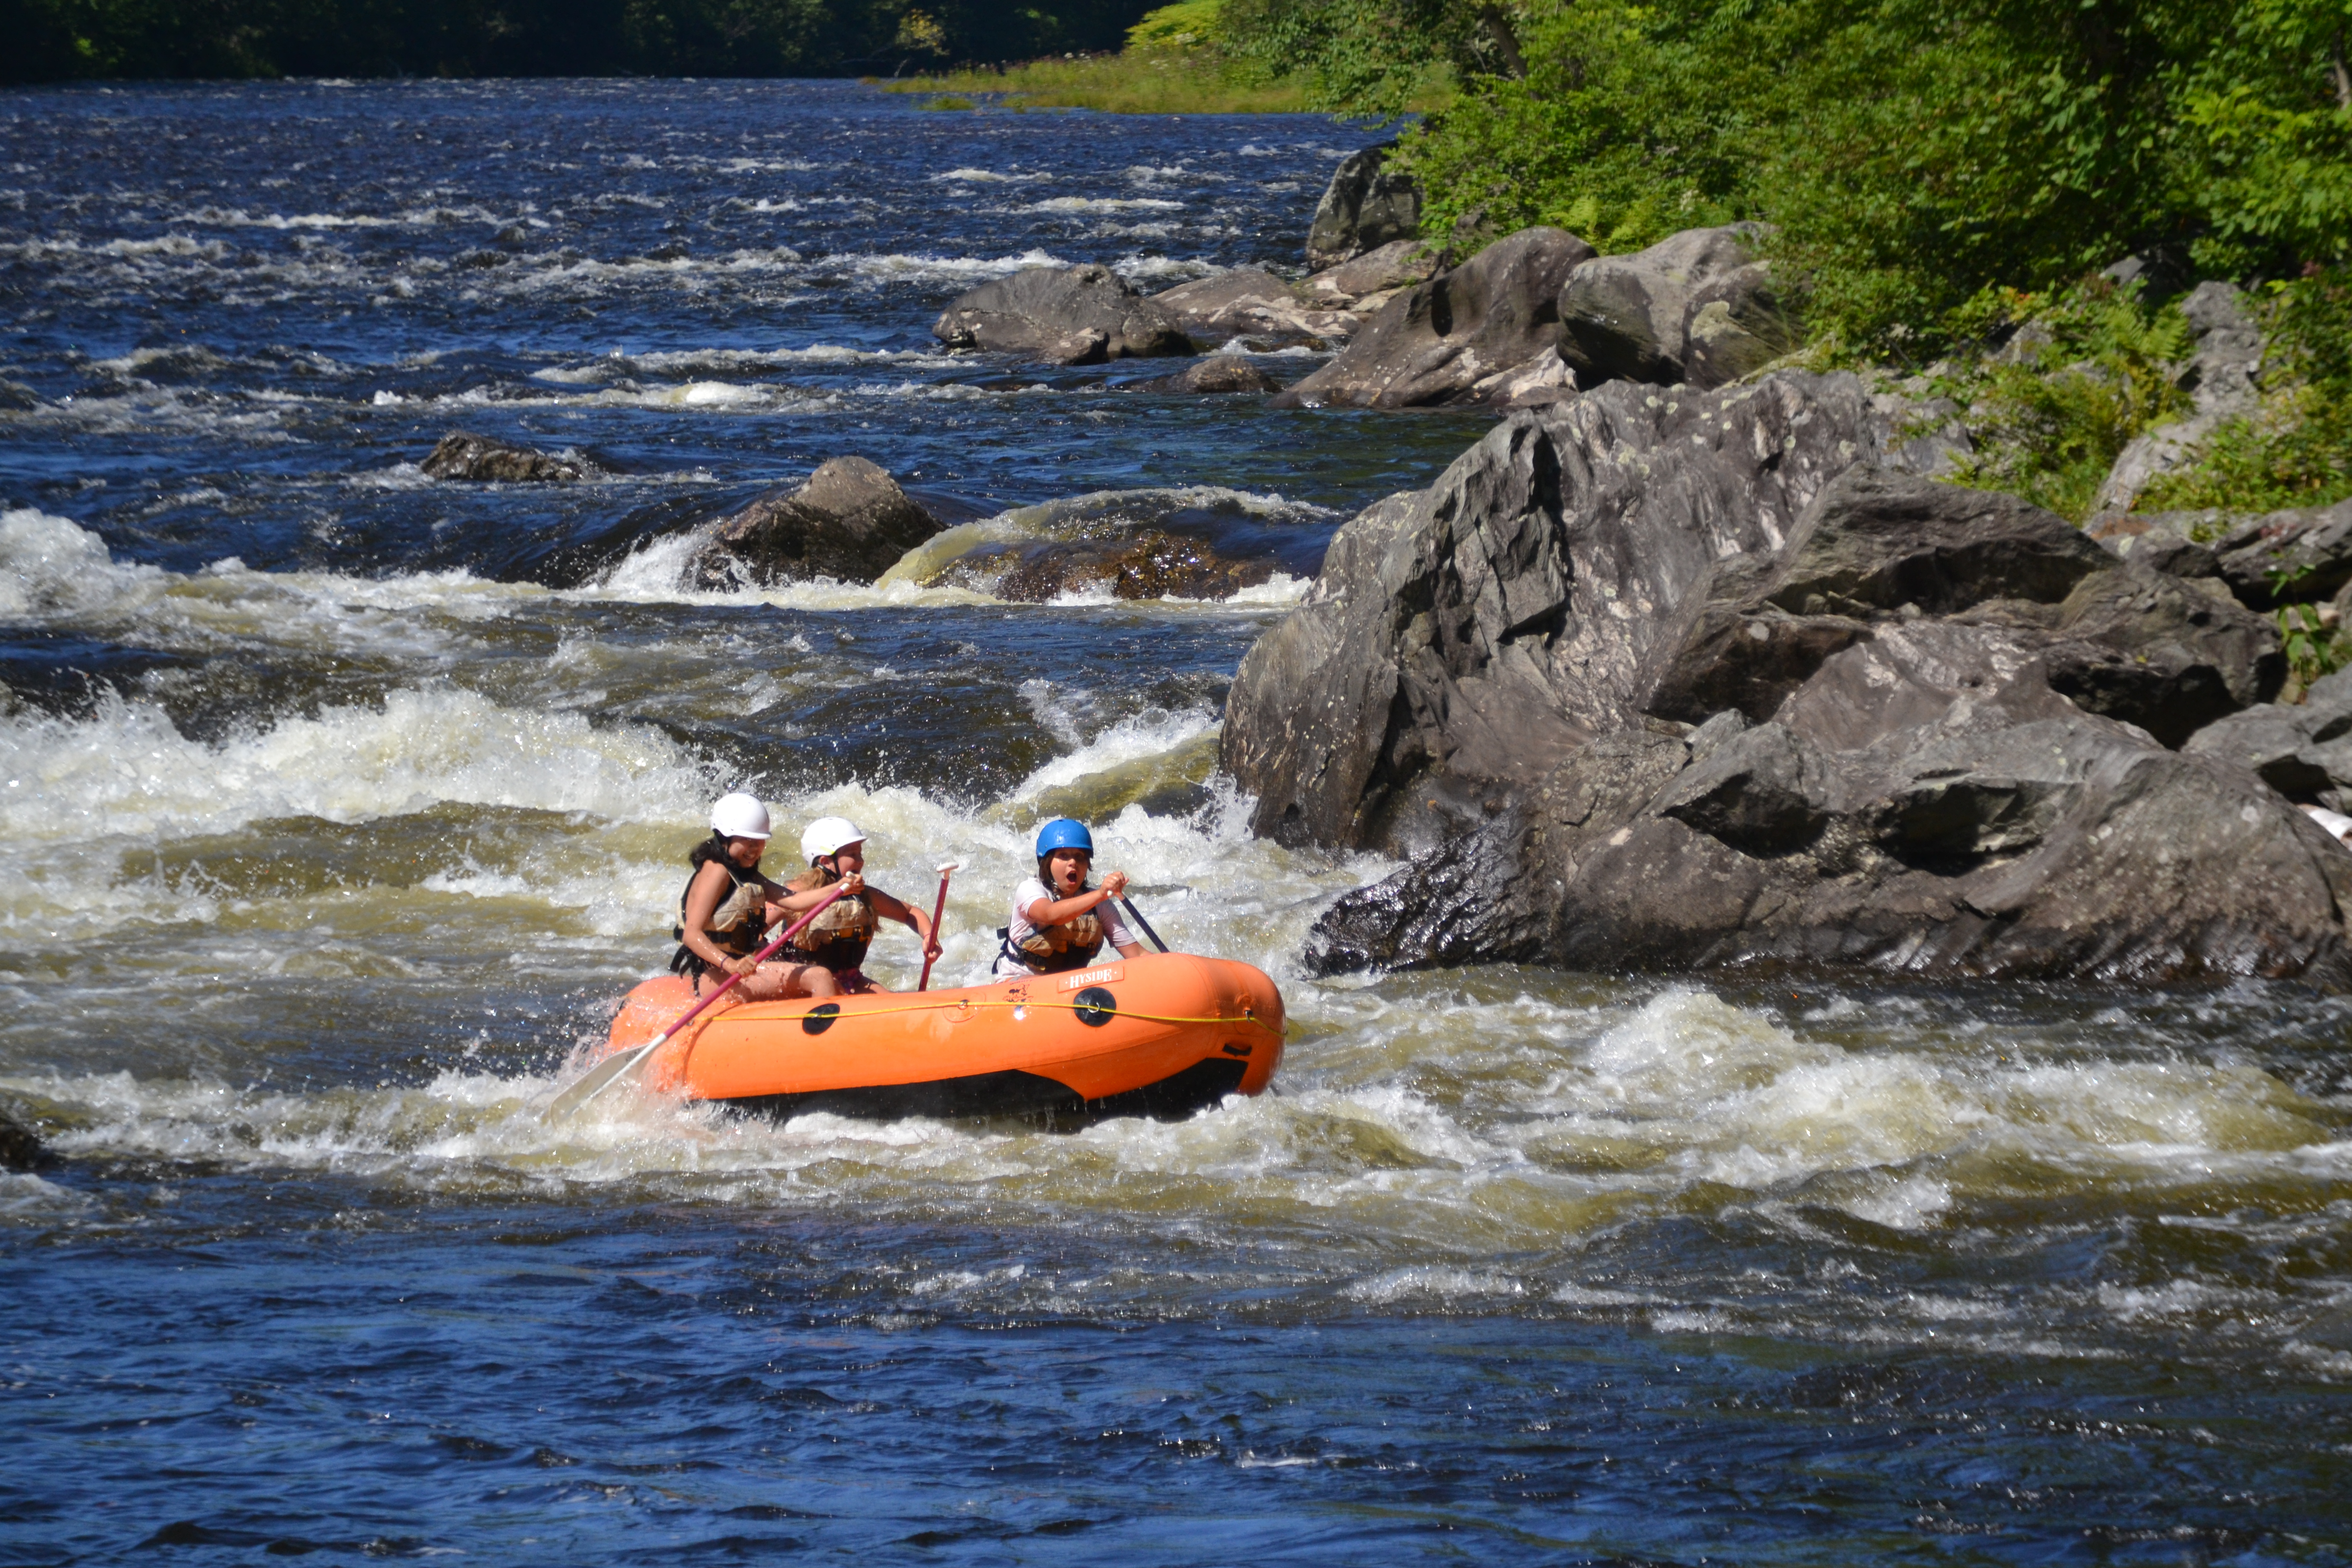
[995,877,1137,974]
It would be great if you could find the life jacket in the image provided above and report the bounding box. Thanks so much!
[669,859,768,978]
[998,906,1105,974]
[786,868,878,974]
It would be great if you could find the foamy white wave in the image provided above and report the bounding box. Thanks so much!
[0,685,713,843]
[1344,1266,1525,1305]
[1012,705,1218,800]
[1,508,167,618]
[838,248,1066,285]
[1022,197,1186,214]
[933,167,1051,184]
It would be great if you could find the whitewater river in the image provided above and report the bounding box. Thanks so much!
[5,78,2351,1564]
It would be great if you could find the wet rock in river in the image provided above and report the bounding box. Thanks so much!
[1270,227,1596,410]
[1130,356,1284,395]
[934,264,1193,364]
[422,431,589,483]
[1223,368,2341,989]
[0,1107,48,1172]
[1146,269,1354,348]
[933,530,1278,602]
[1305,144,1422,271]
[702,456,943,584]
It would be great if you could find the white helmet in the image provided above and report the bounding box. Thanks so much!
[800,815,866,863]
[709,792,772,840]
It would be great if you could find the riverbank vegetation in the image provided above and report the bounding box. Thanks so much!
[883,1,1353,114]
[1218,0,2352,529]
[2,0,1156,80]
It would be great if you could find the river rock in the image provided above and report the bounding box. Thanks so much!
[1305,144,1422,271]
[702,456,943,584]
[2085,509,2224,578]
[1300,239,1437,309]
[422,431,588,483]
[1269,227,1596,410]
[1556,224,1765,388]
[2184,669,2352,801]
[0,1107,47,1172]
[1131,356,1284,395]
[1681,263,1800,390]
[1146,269,1355,347]
[933,530,1277,601]
[1222,368,2334,988]
[933,264,1192,364]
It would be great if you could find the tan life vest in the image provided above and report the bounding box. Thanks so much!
[671,859,768,978]
[1015,909,1104,971]
[787,869,878,973]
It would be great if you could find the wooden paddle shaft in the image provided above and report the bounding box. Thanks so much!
[918,864,956,991]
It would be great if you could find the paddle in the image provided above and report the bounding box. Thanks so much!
[917,862,959,991]
[1116,892,1171,954]
[545,880,852,1123]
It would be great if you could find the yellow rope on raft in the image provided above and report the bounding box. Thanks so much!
[689,994,1283,1034]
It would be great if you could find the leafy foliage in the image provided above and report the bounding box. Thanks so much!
[2142,264,2352,513]
[1935,281,2195,522]
[1223,0,2352,350]
[0,0,1160,78]
[892,1,1318,110]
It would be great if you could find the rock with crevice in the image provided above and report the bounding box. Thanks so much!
[1269,227,1596,410]
[2184,668,2352,803]
[933,264,1193,364]
[422,431,590,483]
[1556,224,1766,388]
[701,456,943,584]
[1305,144,1423,271]
[1224,366,2337,989]
[1681,263,1800,390]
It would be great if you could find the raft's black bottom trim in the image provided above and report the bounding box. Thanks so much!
[721,1057,1249,1130]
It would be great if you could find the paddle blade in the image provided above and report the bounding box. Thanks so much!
[544,1038,659,1123]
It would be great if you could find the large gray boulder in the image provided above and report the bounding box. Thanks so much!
[933,264,1193,364]
[702,457,943,584]
[1681,263,1800,389]
[1223,368,2333,988]
[1305,144,1423,271]
[2185,669,2352,801]
[1268,227,1596,410]
[1556,225,1766,387]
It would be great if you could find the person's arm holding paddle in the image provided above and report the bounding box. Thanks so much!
[860,884,942,969]
[1021,872,1143,959]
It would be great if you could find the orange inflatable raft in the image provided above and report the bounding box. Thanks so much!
[600,952,1285,1125]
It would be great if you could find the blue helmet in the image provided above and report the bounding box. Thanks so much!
[1035,818,1094,857]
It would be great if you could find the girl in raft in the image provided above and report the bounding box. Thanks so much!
[779,816,942,994]
[993,818,1148,979]
[672,793,848,1001]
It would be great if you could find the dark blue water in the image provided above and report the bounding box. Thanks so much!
[5,79,2352,1565]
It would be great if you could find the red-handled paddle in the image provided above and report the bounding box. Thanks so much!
[546,880,852,1122]
[917,862,959,991]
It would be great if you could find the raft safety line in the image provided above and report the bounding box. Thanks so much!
[668,996,1283,1034]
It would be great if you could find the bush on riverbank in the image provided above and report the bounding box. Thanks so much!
[2,0,1157,80]
[1227,0,2352,347]
[884,1,1359,115]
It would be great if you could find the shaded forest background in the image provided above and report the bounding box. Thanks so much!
[0,0,1152,80]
